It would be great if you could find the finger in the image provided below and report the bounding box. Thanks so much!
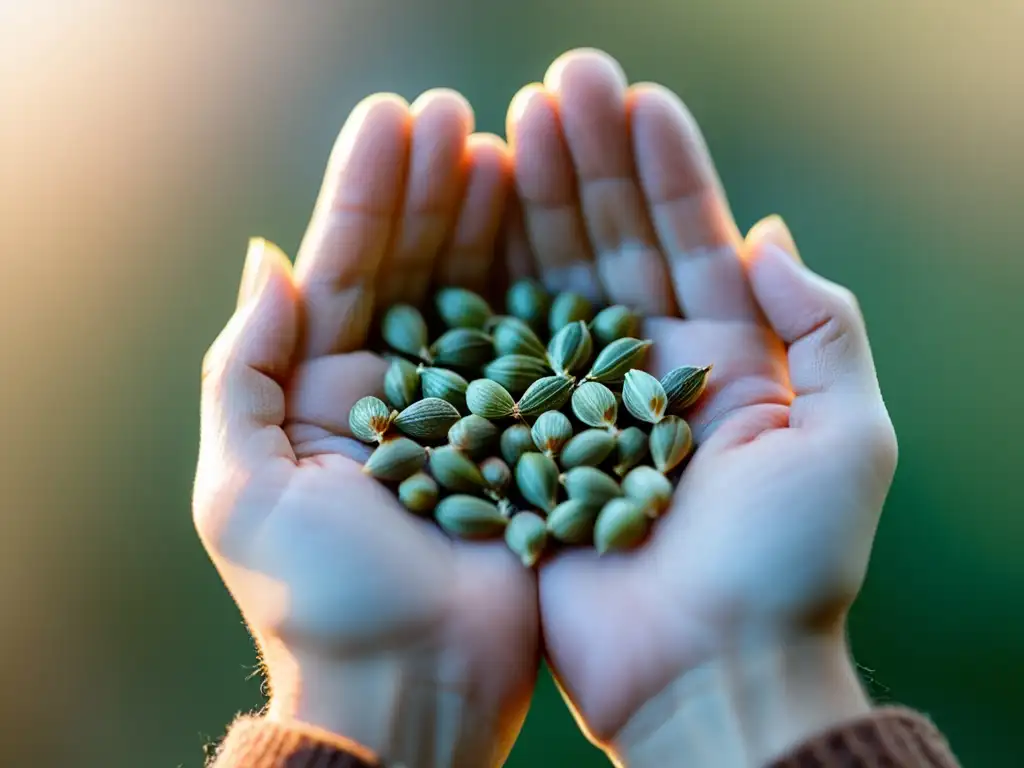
[498,188,538,285]
[630,84,760,321]
[377,88,475,306]
[294,94,412,357]
[543,49,676,315]
[432,132,512,296]
[744,216,886,428]
[507,84,604,303]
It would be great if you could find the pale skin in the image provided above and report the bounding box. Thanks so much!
[196,48,897,768]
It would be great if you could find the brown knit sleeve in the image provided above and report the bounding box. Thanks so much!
[768,707,961,768]
[208,715,382,768]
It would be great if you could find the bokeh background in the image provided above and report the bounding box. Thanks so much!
[3,1,1022,765]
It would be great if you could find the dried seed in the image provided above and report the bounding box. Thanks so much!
[516,375,575,418]
[531,411,573,457]
[383,357,420,410]
[447,415,499,458]
[362,437,427,482]
[492,317,548,360]
[547,320,594,375]
[500,424,537,466]
[591,305,641,345]
[506,279,550,330]
[585,338,653,384]
[349,396,396,444]
[382,304,429,359]
[571,381,618,428]
[515,452,560,513]
[561,466,623,508]
[594,498,650,554]
[466,379,517,419]
[549,291,593,334]
[429,328,493,369]
[649,416,693,474]
[480,457,512,494]
[398,472,439,515]
[662,365,713,412]
[559,429,617,469]
[504,511,548,567]
[546,499,601,544]
[613,426,649,477]
[428,445,489,493]
[621,466,674,518]
[394,398,461,440]
[483,354,552,396]
[622,369,668,424]
[435,495,508,539]
[419,366,469,412]
[435,287,493,329]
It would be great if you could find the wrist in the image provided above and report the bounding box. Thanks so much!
[611,631,870,768]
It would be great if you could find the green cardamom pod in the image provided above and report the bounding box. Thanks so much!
[398,472,439,515]
[571,381,618,428]
[434,495,508,539]
[590,305,641,345]
[466,379,517,419]
[500,424,537,466]
[584,338,653,384]
[594,498,650,554]
[383,357,420,410]
[492,317,548,359]
[621,465,674,518]
[547,320,594,375]
[516,375,575,418]
[504,511,548,567]
[435,287,493,329]
[546,499,601,544]
[649,415,693,474]
[480,456,512,494]
[661,365,713,412]
[612,426,649,477]
[483,354,552,396]
[381,304,430,360]
[531,411,573,457]
[549,291,593,334]
[515,452,560,513]
[428,445,489,493]
[506,279,551,330]
[393,397,461,440]
[447,415,499,458]
[349,395,397,444]
[362,437,427,482]
[559,428,617,469]
[561,466,623,508]
[622,369,668,423]
[429,328,494,369]
[419,366,469,412]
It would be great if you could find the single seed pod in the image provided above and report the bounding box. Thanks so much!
[504,511,548,567]
[561,466,623,508]
[649,415,693,474]
[398,472,439,515]
[560,429,617,469]
[429,445,489,493]
[382,304,430,359]
[662,365,713,412]
[594,498,650,554]
[435,287,493,329]
[362,437,427,482]
[349,396,397,444]
[383,357,420,410]
[613,426,649,476]
[585,338,653,384]
[547,320,594,375]
[506,279,550,329]
[492,317,548,359]
[621,466,674,518]
[429,328,493,369]
[571,381,618,428]
[483,354,552,396]
[591,305,641,346]
[500,424,537,466]
[546,499,601,544]
[549,291,593,334]
[435,495,508,539]
[531,411,573,457]
[622,369,668,424]
[516,452,560,513]
[516,375,575,418]
[480,457,512,494]
[394,398,461,441]
[466,379,517,419]
[447,415,499,458]
[419,367,469,412]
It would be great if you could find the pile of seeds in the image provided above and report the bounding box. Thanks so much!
[349,281,711,567]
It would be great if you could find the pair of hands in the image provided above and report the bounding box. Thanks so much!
[195,49,897,767]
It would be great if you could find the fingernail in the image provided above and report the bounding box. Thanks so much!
[752,215,802,264]
[508,84,545,126]
[237,237,273,309]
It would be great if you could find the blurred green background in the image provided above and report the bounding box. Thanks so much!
[2,1,1021,765]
